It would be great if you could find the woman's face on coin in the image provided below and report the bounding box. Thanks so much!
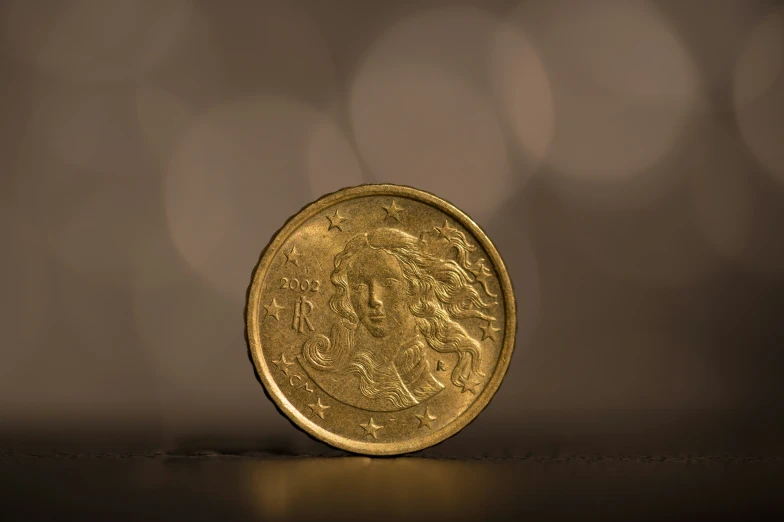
[347,247,412,339]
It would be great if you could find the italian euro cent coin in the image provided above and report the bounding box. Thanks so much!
[246,184,516,455]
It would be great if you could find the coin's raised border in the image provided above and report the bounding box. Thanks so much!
[246,184,517,456]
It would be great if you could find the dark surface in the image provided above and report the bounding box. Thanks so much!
[2,453,783,521]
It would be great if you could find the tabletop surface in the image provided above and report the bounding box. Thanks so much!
[2,452,783,521]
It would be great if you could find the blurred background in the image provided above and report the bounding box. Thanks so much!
[1,0,784,458]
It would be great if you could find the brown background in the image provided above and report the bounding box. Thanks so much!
[1,0,784,458]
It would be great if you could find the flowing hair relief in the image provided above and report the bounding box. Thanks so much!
[302,226,497,401]
[301,242,360,372]
[301,323,354,372]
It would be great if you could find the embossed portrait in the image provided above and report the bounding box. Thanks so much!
[301,227,496,411]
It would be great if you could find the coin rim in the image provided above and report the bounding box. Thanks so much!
[246,184,516,455]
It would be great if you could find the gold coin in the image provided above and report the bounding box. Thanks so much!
[246,184,516,455]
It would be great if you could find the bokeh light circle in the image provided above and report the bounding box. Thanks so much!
[488,22,554,172]
[348,8,516,223]
[502,0,702,205]
[733,7,784,188]
[164,96,362,302]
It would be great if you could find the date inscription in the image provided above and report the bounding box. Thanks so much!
[280,277,320,292]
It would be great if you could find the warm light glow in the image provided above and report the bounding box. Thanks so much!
[488,22,554,172]
[164,97,357,301]
[503,0,702,204]
[348,8,514,223]
[244,457,501,520]
[734,7,784,187]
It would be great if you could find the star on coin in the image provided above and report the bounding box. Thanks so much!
[271,353,294,376]
[472,260,497,297]
[263,298,285,321]
[284,246,301,266]
[434,220,457,241]
[360,417,384,439]
[382,200,404,222]
[415,407,437,430]
[480,321,501,342]
[460,378,481,394]
[326,210,348,231]
[308,397,330,419]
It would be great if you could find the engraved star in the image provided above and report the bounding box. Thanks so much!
[326,209,348,231]
[284,246,301,267]
[460,378,481,394]
[263,297,285,321]
[308,397,330,419]
[271,353,294,376]
[382,200,404,222]
[480,321,501,342]
[472,260,498,297]
[360,417,384,440]
[415,407,437,430]
[434,220,457,241]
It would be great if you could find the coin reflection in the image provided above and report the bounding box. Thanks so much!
[244,457,502,520]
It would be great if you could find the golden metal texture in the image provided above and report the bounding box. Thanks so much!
[246,184,516,455]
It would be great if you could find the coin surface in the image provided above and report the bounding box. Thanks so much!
[246,184,516,455]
